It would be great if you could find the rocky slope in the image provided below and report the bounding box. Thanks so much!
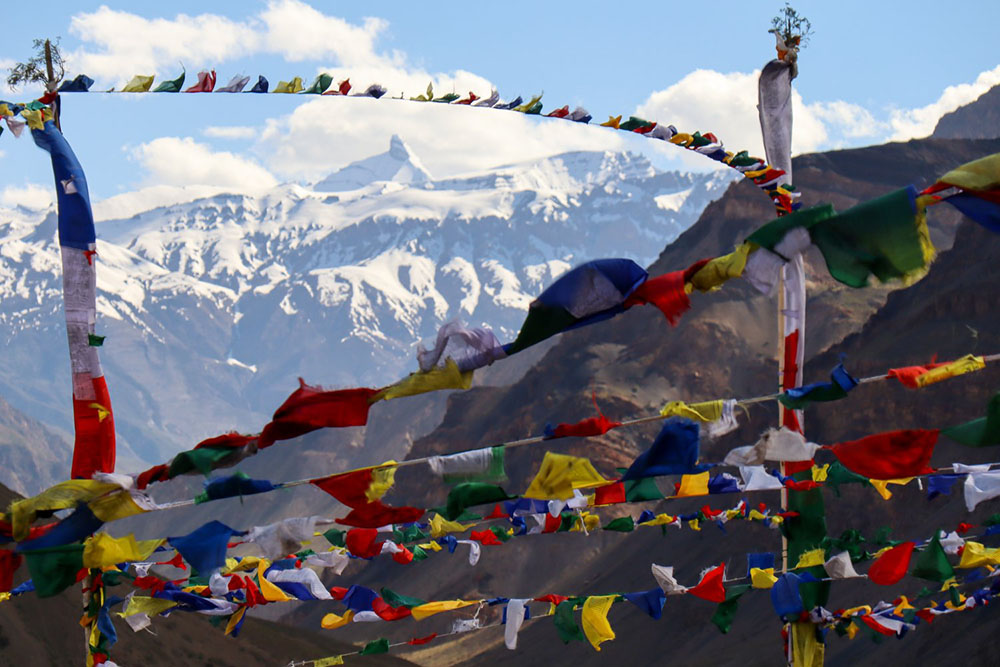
[933,84,1000,139]
[281,136,1000,664]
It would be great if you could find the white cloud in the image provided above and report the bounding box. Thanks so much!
[254,97,629,182]
[636,68,886,160]
[130,137,278,191]
[66,1,402,85]
[888,65,1000,140]
[203,125,258,140]
[1,183,54,210]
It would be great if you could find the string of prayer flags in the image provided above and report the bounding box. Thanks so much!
[922,152,1000,233]
[622,418,709,479]
[830,429,939,479]
[31,117,117,480]
[942,392,1000,446]
[778,363,858,410]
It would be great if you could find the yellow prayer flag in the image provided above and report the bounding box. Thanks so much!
[257,561,291,602]
[811,464,830,483]
[375,359,473,401]
[751,567,778,589]
[675,471,710,498]
[914,354,985,387]
[428,514,472,538]
[845,620,859,640]
[523,452,607,500]
[893,596,915,616]
[794,548,826,570]
[224,606,247,636]
[581,595,616,651]
[416,540,443,552]
[314,657,345,667]
[321,610,354,630]
[660,400,724,422]
[938,152,1000,191]
[687,518,701,531]
[0,104,11,117]
[669,133,694,146]
[89,489,149,523]
[10,479,121,541]
[119,595,177,618]
[600,115,622,129]
[957,541,1000,569]
[225,556,263,573]
[688,243,752,292]
[869,477,914,500]
[20,109,45,130]
[273,77,304,93]
[83,533,163,569]
[0,592,10,603]
[638,513,676,527]
[366,463,398,502]
[410,599,480,621]
[513,94,543,113]
[791,621,825,667]
[121,75,154,92]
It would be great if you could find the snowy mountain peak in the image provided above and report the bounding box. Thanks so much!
[314,134,432,192]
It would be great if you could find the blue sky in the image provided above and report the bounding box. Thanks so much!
[2,1,1000,209]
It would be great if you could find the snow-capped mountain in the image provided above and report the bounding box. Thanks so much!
[0,136,734,479]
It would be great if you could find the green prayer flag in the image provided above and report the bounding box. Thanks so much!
[602,516,635,532]
[810,186,931,287]
[411,545,428,561]
[87,334,105,347]
[913,532,954,582]
[710,585,749,634]
[168,446,235,477]
[784,479,829,609]
[24,544,85,598]
[619,116,654,131]
[872,526,901,549]
[302,73,332,94]
[359,638,390,655]
[490,525,512,542]
[381,588,427,608]
[824,461,869,497]
[985,514,1000,527]
[822,529,867,562]
[624,476,664,502]
[942,393,1000,446]
[949,585,962,607]
[443,483,515,521]
[153,71,185,92]
[553,600,585,644]
[557,513,578,532]
[746,204,836,250]
[323,528,345,548]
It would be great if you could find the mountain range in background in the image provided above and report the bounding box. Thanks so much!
[0,136,733,492]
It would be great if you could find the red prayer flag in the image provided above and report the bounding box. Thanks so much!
[345,528,382,559]
[546,414,621,439]
[831,430,939,479]
[311,468,376,507]
[535,594,569,606]
[408,633,438,645]
[867,542,916,586]
[593,482,626,506]
[0,550,23,592]
[860,614,899,636]
[688,563,726,603]
[338,502,425,528]
[258,381,379,448]
[470,529,503,546]
[622,270,691,325]
[392,545,414,564]
[372,597,413,621]
[887,361,947,388]
[546,105,570,118]
[484,504,507,519]
[71,376,116,480]
[543,513,561,533]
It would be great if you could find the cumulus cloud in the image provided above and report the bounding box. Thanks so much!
[203,125,258,140]
[888,65,1000,140]
[254,97,629,182]
[66,1,405,85]
[1,183,54,210]
[636,69,885,160]
[130,137,278,191]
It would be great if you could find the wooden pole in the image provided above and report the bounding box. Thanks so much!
[43,39,61,131]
